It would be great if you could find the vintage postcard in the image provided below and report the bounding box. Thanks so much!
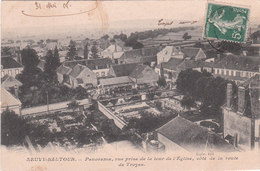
[1,0,260,170]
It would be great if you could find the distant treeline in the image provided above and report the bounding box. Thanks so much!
[113,26,197,49]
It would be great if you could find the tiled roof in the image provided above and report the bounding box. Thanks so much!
[57,64,71,75]
[99,76,133,86]
[62,58,112,70]
[157,46,182,59]
[129,65,148,79]
[141,56,157,63]
[160,58,183,71]
[112,51,124,59]
[121,46,160,59]
[182,47,200,58]
[1,57,23,69]
[86,58,112,70]
[111,63,138,77]
[157,116,236,152]
[177,60,213,71]
[63,60,86,68]
[1,75,22,87]
[69,64,86,78]
[213,54,259,72]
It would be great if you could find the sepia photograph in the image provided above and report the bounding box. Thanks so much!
[1,0,260,170]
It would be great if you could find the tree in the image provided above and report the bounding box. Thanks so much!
[125,38,144,49]
[44,50,59,83]
[67,40,77,60]
[21,47,39,73]
[101,34,109,40]
[157,76,166,87]
[1,108,51,146]
[67,100,80,113]
[180,95,196,110]
[83,43,89,59]
[114,33,127,42]
[91,42,99,58]
[53,46,60,67]
[183,32,192,40]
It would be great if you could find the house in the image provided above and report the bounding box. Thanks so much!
[100,44,124,59]
[85,58,113,78]
[108,63,138,77]
[57,63,97,88]
[156,116,236,152]
[223,74,260,151]
[1,57,23,78]
[98,76,134,94]
[157,46,183,64]
[182,47,207,61]
[129,64,159,86]
[1,75,22,91]
[1,88,22,115]
[118,46,160,65]
[207,54,260,84]
[157,46,206,65]
[57,58,112,82]
[155,58,183,82]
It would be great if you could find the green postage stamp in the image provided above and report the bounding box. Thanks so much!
[203,3,250,42]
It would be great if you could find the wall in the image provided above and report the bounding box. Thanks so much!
[21,98,90,116]
[92,68,110,77]
[97,101,126,130]
[78,69,98,87]
[223,108,252,151]
[133,67,159,85]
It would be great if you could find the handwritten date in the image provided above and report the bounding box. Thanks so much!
[35,0,71,10]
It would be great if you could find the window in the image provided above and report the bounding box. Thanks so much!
[15,69,19,74]
[221,70,224,75]
[231,71,234,76]
[96,72,99,77]
[226,70,229,76]
[1,71,5,76]
[8,70,12,76]
[101,72,105,76]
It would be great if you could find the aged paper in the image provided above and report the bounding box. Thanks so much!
[1,0,260,170]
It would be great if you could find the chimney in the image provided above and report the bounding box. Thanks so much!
[14,85,19,98]
[226,83,232,108]
[249,83,260,119]
[238,86,246,114]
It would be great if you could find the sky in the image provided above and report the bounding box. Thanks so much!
[1,0,260,39]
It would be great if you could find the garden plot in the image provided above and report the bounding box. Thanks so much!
[110,102,162,122]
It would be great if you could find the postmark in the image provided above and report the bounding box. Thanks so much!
[203,3,250,43]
